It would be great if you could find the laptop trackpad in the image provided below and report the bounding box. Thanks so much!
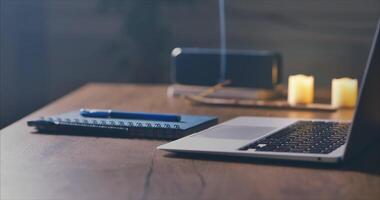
[195,125,276,140]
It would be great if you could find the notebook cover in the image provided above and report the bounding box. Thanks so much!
[27,111,218,140]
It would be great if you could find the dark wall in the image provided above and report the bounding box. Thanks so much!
[1,0,379,128]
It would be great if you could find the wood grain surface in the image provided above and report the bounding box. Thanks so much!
[1,83,379,200]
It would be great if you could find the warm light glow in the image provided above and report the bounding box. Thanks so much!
[331,77,358,108]
[287,74,314,105]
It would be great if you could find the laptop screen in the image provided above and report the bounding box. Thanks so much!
[344,20,380,159]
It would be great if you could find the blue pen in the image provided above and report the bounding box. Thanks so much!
[79,108,181,122]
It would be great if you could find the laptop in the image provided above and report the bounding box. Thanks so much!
[158,20,380,163]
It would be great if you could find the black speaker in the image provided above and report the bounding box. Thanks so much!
[171,48,282,89]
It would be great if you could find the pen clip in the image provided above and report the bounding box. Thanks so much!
[80,109,112,118]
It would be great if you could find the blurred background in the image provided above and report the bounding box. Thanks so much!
[1,0,379,128]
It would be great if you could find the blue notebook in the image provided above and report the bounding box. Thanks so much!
[27,111,218,140]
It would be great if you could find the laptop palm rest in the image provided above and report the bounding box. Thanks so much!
[193,125,276,140]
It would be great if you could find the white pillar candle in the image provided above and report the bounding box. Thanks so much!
[331,77,358,108]
[287,74,314,105]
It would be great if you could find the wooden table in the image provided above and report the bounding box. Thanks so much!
[1,83,379,200]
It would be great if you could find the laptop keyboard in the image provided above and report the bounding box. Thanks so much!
[240,121,351,154]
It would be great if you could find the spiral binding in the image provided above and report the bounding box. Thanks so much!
[42,117,181,129]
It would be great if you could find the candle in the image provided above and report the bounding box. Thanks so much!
[287,74,314,105]
[331,77,358,108]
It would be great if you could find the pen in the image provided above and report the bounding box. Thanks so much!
[79,108,181,122]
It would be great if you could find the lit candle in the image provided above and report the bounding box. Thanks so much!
[331,77,358,108]
[287,74,314,105]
